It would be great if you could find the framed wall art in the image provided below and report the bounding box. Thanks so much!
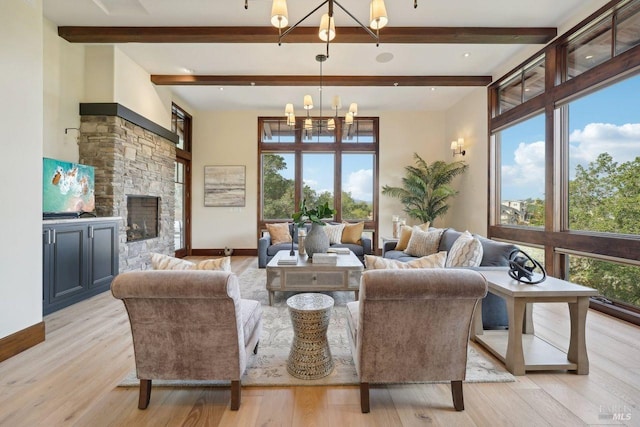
[204,165,246,207]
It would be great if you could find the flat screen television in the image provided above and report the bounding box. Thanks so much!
[43,157,95,218]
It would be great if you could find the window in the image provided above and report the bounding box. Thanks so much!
[565,74,640,234]
[489,0,640,323]
[496,113,546,227]
[258,117,379,247]
[171,103,192,257]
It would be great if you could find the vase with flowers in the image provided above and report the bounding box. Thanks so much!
[292,199,336,259]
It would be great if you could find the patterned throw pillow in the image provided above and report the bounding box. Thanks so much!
[445,231,484,267]
[394,225,413,251]
[150,252,195,270]
[193,256,231,272]
[365,252,447,269]
[404,227,444,257]
[266,222,292,245]
[323,223,345,244]
[341,221,364,244]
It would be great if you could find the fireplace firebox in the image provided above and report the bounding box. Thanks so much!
[127,196,160,242]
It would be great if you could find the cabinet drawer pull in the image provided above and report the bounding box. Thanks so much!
[51,229,56,245]
[89,226,94,239]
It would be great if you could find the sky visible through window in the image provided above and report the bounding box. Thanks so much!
[500,73,640,201]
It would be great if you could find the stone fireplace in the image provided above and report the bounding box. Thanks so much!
[126,195,160,242]
[78,103,178,272]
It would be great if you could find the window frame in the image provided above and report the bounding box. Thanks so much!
[257,116,379,250]
[488,0,640,324]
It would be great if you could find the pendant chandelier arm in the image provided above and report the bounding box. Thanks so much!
[278,0,330,42]
[333,0,379,42]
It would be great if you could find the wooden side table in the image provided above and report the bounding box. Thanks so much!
[286,293,334,379]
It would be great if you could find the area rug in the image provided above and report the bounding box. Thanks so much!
[118,266,514,387]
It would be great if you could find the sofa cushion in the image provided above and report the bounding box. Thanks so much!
[193,256,232,272]
[395,225,413,251]
[438,228,462,252]
[342,221,364,244]
[266,222,292,245]
[366,252,447,269]
[151,252,195,270]
[323,223,345,244]
[445,231,484,268]
[405,227,444,257]
[475,235,519,266]
[266,242,297,256]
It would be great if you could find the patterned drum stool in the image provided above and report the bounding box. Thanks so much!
[286,293,335,379]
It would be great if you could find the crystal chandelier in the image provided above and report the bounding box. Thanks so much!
[284,54,358,138]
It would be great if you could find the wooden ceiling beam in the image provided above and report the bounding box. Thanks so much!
[150,75,492,86]
[59,26,556,44]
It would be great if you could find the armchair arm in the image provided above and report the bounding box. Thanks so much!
[258,234,272,268]
[382,240,397,256]
[360,235,372,255]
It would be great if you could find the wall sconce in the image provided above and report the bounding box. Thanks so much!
[451,138,466,156]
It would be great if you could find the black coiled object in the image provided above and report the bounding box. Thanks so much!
[508,250,547,285]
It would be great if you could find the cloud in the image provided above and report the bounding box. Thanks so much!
[569,122,640,168]
[344,169,373,201]
[501,122,640,200]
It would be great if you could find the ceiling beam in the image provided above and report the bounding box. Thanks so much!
[59,26,556,44]
[150,75,492,86]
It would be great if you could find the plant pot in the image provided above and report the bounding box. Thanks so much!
[304,223,330,259]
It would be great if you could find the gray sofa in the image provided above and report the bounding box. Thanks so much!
[382,228,519,329]
[259,223,372,268]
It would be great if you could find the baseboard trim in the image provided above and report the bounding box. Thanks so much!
[0,321,45,363]
[191,249,257,257]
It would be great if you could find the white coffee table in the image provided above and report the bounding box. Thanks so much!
[472,269,598,375]
[265,250,363,306]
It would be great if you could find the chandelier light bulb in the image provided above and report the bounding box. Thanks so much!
[287,114,296,126]
[332,95,342,110]
[327,118,336,130]
[319,13,336,42]
[304,118,313,130]
[345,112,354,125]
[271,0,289,29]
[349,103,358,116]
[369,0,388,30]
[285,103,294,116]
[303,95,314,110]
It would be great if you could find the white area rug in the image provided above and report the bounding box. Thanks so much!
[118,266,514,387]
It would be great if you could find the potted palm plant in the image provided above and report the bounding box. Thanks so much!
[382,153,468,223]
[292,199,336,258]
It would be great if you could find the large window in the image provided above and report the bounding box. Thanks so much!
[489,0,640,323]
[171,103,192,258]
[258,117,379,247]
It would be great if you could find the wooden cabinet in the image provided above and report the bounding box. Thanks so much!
[42,218,119,315]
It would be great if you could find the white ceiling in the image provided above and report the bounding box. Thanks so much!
[43,0,611,112]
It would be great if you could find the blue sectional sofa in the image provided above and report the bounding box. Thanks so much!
[382,227,519,329]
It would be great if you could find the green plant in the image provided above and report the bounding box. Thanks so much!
[381,153,468,223]
[292,199,336,227]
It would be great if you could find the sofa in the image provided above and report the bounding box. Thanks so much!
[258,223,372,268]
[382,227,519,329]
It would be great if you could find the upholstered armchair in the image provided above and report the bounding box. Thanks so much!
[111,270,263,410]
[345,268,487,413]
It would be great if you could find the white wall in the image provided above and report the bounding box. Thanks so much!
[191,109,448,250]
[443,88,489,235]
[0,0,44,338]
[43,18,85,162]
[84,46,114,103]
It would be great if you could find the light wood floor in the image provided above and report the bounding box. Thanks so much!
[1,256,639,426]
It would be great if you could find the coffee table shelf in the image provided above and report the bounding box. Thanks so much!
[266,250,363,306]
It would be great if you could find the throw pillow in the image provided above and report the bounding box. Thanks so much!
[405,227,444,257]
[150,252,195,270]
[365,252,447,269]
[445,231,484,267]
[394,225,413,251]
[341,221,364,244]
[323,223,345,244]
[266,222,292,245]
[417,221,431,231]
[193,256,231,272]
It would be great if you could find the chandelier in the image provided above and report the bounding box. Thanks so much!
[285,54,358,138]
[243,0,420,58]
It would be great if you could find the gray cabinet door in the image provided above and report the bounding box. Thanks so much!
[89,222,118,289]
[49,225,87,304]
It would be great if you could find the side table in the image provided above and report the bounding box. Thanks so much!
[286,293,335,379]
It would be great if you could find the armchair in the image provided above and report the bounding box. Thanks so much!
[111,270,263,410]
[345,268,487,413]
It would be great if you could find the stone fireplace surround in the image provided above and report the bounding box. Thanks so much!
[78,103,178,272]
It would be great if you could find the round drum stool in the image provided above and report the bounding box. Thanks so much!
[286,293,335,379]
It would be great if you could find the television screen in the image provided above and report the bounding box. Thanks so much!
[43,157,95,214]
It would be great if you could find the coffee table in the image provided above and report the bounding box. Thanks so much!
[472,269,598,375]
[286,293,334,379]
[265,250,363,306]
